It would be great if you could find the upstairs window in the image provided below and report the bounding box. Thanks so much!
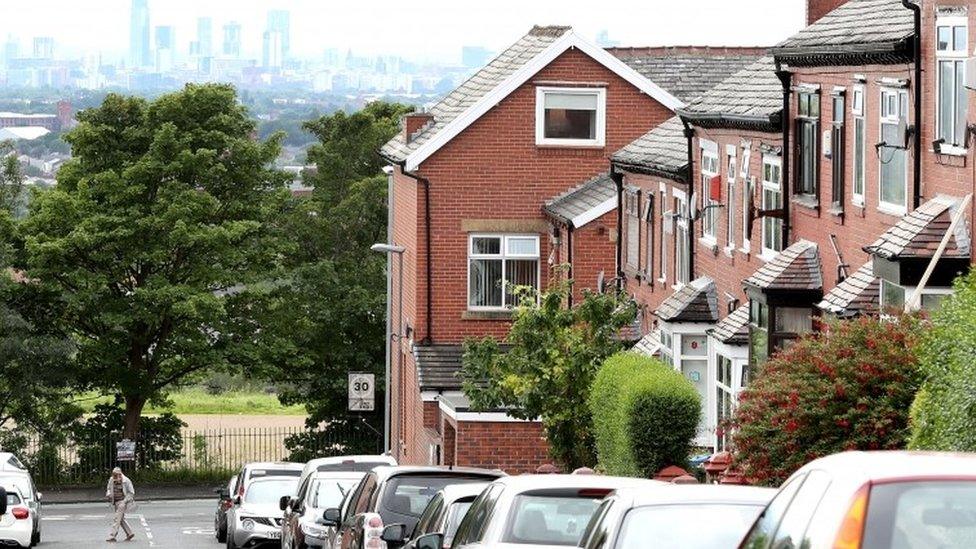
[468,235,540,310]
[879,89,909,213]
[852,86,866,206]
[761,156,783,257]
[624,189,640,271]
[831,93,846,211]
[535,87,606,146]
[700,150,720,242]
[726,147,737,250]
[937,14,968,147]
[795,91,820,198]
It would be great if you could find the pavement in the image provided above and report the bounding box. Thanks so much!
[38,499,222,548]
[42,485,223,505]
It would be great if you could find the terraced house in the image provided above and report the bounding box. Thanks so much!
[379,26,763,471]
[616,0,976,452]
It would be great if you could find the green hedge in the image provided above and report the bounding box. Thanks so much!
[589,352,700,477]
[910,269,976,450]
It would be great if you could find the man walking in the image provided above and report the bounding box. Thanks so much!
[105,467,135,542]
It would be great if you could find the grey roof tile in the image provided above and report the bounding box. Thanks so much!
[678,56,783,126]
[611,116,688,179]
[707,305,750,345]
[654,276,719,323]
[774,0,914,59]
[817,262,880,317]
[414,344,466,391]
[744,240,824,291]
[381,26,571,163]
[609,46,765,103]
[865,196,971,260]
[544,173,615,227]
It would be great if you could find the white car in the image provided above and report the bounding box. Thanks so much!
[0,486,33,548]
[227,476,300,549]
[282,470,366,549]
[0,456,41,546]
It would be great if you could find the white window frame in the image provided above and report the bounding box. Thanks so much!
[644,194,654,278]
[715,353,734,452]
[624,189,640,271]
[740,146,752,253]
[760,155,783,260]
[852,85,866,206]
[673,187,690,287]
[880,279,954,313]
[467,234,541,311]
[700,149,720,243]
[535,86,607,147]
[659,184,668,285]
[936,14,968,148]
[878,88,909,215]
[725,145,737,253]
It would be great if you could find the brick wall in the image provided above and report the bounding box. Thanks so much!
[454,420,550,474]
[807,0,847,25]
[567,210,618,301]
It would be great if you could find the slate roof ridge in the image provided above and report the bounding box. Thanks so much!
[654,276,719,323]
[744,239,824,291]
[676,56,783,129]
[607,45,771,57]
[707,304,750,345]
[543,172,616,227]
[865,195,971,259]
[610,47,766,103]
[611,116,689,181]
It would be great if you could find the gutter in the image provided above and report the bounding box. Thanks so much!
[774,63,793,248]
[610,159,690,185]
[675,110,781,133]
[609,165,625,290]
[902,0,922,209]
[399,165,434,345]
[567,225,574,307]
[679,117,696,280]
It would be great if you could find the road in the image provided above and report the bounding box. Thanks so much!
[39,499,220,548]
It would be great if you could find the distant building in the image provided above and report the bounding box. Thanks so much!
[196,17,213,58]
[129,0,151,68]
[262,31,283,70]
[32,37,54,60]
[461,46,492,68]
[266,10,290,60]
[2,36,17,68]
[155,26,175,73]
[222,22,242,58]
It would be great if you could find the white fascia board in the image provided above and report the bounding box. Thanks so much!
[570,195,617,228]
[711,338,749,360]
[404,30,686,172]
[662,321,716,334]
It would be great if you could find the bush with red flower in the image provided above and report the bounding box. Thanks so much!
[730,315,923,486]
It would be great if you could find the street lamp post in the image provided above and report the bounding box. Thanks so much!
[370,243,405,456]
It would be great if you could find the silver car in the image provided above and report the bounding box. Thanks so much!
[227,476,299,549]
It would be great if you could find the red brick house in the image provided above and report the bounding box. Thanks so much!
[378,26,762,471]
[614,0,975,452]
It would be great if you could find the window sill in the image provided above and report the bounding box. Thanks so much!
[759,249,779,262]
[933,144,968,157]
[792,194,820,210]
[462,310,513,321]
[699,237,719,253]
[535,142,606,150]
[723,245,735,258]
[828,205,844,217]
[878,203,907,217]
[739,246,751,256]
[852,198,865,208]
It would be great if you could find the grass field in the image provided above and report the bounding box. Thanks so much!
[76,388,307,416]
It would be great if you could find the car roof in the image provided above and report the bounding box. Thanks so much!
[0,453,26,472]
[369,465,505,481]
[247,475,299,484]
[614,484,775,507]
[305,455,397,468]
[489,474,662,493]
[438,482,490,503]
[245,461,304,471]
[796,451,976,482]
[310,471,367,481]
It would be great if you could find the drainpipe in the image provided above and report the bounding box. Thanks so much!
[902,0,922,209]
[680,117,696,279]
[775,64,793,247]
[610,165,624,290]
[383,167,394,453]
[566,224,574,307]
[401,166,434,344]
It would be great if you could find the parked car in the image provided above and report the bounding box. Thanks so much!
[226,475,300,549]
[0,472,41,547]
[0,454,26,473]
[397,482,489,549]
[0,486,32,548]
[739,451,976,549]
[577,484,774,549]
[296,455,397,492]
[233,461,305,500]
[214,475,239,542]
[324,466,505,549]
[417,474,661,549]
[281,470,367,549]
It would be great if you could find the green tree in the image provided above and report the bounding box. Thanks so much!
[461,282,638,470]
[0,140,26,218]
[18,84,291,438]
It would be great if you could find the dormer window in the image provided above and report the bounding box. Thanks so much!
[535,87,606,147]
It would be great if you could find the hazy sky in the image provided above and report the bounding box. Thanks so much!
[1,0,806,62]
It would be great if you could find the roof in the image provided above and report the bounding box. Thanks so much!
[796,451,976,482]
[611,116,689,182]
[437,481,494,505]
[816,263,880,317]
[381,26,685,171]
[368,466,505,482]
[654,277,719,323]
[677,57,783,131]
[613,484,775,507]
[632,331,662,357]
[0,126,50,141]
[544,173,616,228]
[744,240,823,292]
[865,196,971,260]
[608,46,766,103]
[707,305,750,345]
[414,345,465,391]
[773,0,915,66]
[488,474,662,493]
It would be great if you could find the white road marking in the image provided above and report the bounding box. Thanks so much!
[139,514,155,546]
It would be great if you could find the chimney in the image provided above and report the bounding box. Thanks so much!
[403,110,434,143]
[807,0,846,25]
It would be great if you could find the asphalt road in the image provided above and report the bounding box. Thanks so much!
[39,499,221,548]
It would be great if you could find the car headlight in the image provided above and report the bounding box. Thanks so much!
[242,519,255,531]
[301,523,328,537]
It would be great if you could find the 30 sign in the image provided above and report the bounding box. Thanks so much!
[348,373,375,412]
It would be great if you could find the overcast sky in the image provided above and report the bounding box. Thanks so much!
[2,0,806,62]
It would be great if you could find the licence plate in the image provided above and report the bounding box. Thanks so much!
[267,531,281,539]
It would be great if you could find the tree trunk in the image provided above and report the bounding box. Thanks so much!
[122,395,146,440]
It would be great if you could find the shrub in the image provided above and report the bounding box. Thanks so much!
[731,315,922,486]
[590,352,700,477]
[910,270,976,450]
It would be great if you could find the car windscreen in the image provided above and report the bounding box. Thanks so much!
[862,480,976,548]
[381,476,488,518]
[615,503,766,549]
[503,494,602,545]
[443,500,475,547]
[244,479,299,505]
[308,477,361,509]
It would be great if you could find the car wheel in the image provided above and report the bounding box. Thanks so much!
[30,531,38,547]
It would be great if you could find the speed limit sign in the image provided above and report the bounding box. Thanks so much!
[348,373,375,412]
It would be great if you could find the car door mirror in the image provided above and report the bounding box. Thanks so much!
[35,492,42,502]
[279,496,291,511]
[322,507,341,526]
[381,523,408,544]
[415,533,444,549]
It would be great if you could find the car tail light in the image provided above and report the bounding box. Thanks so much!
[833,484,870,549]
[363,512,385,548]
[12,507,29,520]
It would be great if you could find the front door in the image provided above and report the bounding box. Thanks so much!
[679,334,709,440]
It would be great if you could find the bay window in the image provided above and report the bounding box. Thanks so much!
[468,234,540,310]
[937,14,968,147]
[761,156,783,256]
[535,87,606,146]
[715,355,733,452]
[796,91,820,197]
[879,89,909,213]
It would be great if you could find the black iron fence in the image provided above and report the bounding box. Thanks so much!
[17,424,382,488]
